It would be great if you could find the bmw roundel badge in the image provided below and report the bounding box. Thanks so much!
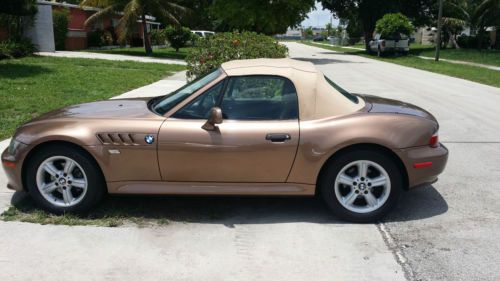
[145,135,155,144]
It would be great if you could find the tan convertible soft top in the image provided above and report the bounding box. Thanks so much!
[221,58,365,120]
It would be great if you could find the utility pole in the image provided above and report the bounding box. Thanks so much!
[435,0,443,61]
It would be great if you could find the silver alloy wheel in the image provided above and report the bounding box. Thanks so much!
[36,156,88,207]
[334,160,391,214]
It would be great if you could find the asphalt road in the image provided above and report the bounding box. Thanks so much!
[0,43,499,281]
[285,42,500,281]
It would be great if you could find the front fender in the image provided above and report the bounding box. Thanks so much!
[11,118,165,189]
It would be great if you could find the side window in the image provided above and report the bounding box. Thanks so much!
[172,81,225,119]
[220,76,298,120]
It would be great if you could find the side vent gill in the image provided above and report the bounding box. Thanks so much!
[97,133,139,146]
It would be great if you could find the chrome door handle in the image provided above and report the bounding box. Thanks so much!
[265,133,291,142]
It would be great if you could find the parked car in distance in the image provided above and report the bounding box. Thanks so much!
[369,33,410,56]
[192,30,215,38]
[313,35,325,42]
[2,59,448,222]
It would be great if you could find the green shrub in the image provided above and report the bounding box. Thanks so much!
[186,31,288,79]
[150,29,166,45]
[0,39,37,59]
[165,26,191,51]
[87,30,102,47]
[100,30,114,46]
[87,29,114,47]
[375,13,413,39]
[52,8,69,50]
[457,34,491,49]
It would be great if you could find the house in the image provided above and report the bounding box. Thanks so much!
[25,0,160,52]
[414,26,497,47]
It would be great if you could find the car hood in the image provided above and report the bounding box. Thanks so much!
[29,98,160,122]
[360,94,436,122]
[14,98,165,145]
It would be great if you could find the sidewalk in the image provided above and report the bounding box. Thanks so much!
[0,139,15,211]
[112,70,187,99]
[37,51,187,65]
[418,55,500,71]
[310,42,364,51]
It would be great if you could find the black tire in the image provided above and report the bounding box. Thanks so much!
[319,149,403,223]
[25,144,106,214]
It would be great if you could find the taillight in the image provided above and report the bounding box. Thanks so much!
[429,133,439,148]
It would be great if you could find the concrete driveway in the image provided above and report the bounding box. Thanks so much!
[1,43,499,281]
[285,42,500,281]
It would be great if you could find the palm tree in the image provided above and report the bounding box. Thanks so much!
[81,0,188,55]
[446,0,500,48]
[441,17,467,48]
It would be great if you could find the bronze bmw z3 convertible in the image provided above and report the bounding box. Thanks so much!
[1,58,448,222]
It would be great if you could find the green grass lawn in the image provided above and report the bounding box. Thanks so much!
[351,43,365,49]
[302,41,500,88]
[84,46,192,60]
[0,56,185,139]
[323,41,500,67]
[409,44,500,67]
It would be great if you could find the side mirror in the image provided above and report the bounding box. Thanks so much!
[202,107,223,131]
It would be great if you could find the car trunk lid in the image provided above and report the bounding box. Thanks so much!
[358,94,437,121]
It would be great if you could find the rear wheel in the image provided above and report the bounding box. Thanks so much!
[25,144,105,214]
[319,150,402,222]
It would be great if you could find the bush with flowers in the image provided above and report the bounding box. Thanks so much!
[186,31,288,79]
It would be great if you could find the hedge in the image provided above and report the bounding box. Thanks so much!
[186,31,288,79]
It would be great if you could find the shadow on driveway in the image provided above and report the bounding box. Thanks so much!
[6,184,447,226]
[384,184,448,222]
[294,57,366,65]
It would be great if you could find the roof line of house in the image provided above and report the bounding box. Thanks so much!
[36,1,157,21]
[37,0,100,12]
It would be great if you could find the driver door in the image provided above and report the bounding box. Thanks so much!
[157,75,300,183]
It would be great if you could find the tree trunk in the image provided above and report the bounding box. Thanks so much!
[451,34,460,49]
[361,16,376,52]
[363,27,374,52]
[476,26,486,50]
[141,14,152,55]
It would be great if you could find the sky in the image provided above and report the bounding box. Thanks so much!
[301,2,339,28]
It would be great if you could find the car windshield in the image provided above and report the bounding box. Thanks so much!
[324,76,359,104]
[152,68,222,115]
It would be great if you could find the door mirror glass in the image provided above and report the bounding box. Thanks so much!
[202,107,223,131]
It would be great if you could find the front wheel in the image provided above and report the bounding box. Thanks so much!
[25,144,106,214]
[319,150,402,222]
